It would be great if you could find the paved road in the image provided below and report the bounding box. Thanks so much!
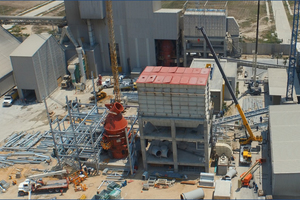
[23,1,64,17]
[271,1,291,44]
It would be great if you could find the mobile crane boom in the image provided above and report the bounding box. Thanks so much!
[197,27,262,145]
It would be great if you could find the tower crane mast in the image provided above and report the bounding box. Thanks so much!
[106,0,120,102]
[286,0,300,101]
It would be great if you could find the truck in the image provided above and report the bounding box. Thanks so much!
[61,75,72,89]
[18,178,69,196]
[2,89,18,107]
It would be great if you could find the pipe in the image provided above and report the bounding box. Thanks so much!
[225,168,237,180]
[76,47,86,84]
[180,188,205,200]
[151,146,161,157]
[160,145,169,158]
[87,19,94,46]
[68,64,76,84]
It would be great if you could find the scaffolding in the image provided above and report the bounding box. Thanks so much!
[44,97,139,174]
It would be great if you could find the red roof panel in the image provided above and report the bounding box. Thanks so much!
[180,76,189,84]
[184,68,194,74]
[170,76,181,84]
[163,76,172,83]
[153,66,162,73]
[189,77,198,85]
[176,68,185,74]
[145,75,156,83]
[153,75,165,83]
[136,66,210,86]
[144,66,154,73]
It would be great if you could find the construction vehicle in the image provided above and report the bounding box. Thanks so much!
[61,75,72,89]
[240,145,252,165]
[102,78,113,88]
[198,27,262,145]
[89,89,107,102]
[18,178,69,196]
[238,158,265,188]
[3,88,18,107]
[120,79,137,91]
[18,169,69,196]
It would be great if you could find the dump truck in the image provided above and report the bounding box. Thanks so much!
[61,75,72,89]
[18,178,69,196]
[2,89,18,107]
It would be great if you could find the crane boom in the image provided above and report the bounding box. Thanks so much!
[286,0,300,101]
[197,27,262,145]
[106,0,120,102]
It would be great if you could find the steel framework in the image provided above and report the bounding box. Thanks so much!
[44,97,139,174]
[286,0,300,101]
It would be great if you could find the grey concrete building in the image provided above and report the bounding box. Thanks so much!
[136,66,210,172]
[268,68,300,104]
[10,34,66,102]
[183,9,240,66]
[190,58,237,113]
[64,1,181,75]
[63,1,239,75]
[269,104,300,198]
[0,26,20,96]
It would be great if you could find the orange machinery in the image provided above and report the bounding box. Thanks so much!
[238,158,265,188]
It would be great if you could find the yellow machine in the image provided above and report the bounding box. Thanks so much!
[198,27,263,145]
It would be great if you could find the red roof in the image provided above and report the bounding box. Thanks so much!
[136,66,210,86]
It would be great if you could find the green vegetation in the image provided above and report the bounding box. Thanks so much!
[259,26,282,44]
[9,25,29,38]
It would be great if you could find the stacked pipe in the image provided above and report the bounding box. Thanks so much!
[150,143,170,158]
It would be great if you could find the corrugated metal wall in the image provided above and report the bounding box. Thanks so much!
[138,83,209,119]
[32,36,65,102]
[78,1,105,19]
[154,11,180,40]
[0,72,15,96]
[226,17,239,37]
[184,11,226,37]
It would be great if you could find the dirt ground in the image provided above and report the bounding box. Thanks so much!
[0,1,46,15]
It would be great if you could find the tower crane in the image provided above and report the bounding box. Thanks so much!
[286,0,300,101]
[106,0,121,102]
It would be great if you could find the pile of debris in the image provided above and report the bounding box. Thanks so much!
[94,181,123,199]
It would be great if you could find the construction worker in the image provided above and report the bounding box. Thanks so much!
[260,116,263,123]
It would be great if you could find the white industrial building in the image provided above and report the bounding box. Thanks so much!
[269,104,300,198]
[63,1,240,75]
[268,68,300,104]
[0,26,20,96]
[10,34,66,102]
[190,58,237,113]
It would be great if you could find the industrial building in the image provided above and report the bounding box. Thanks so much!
[268,68,300,104]
[269,104,300,198]
[137,66,210,172]
[0,26,20,96]
[10,33,66,102]
[190,58,237,113]
[63,1,239,74]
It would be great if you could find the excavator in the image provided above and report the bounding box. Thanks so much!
[197,27,263,165]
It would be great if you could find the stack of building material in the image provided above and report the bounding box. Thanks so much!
[1,131,47,151]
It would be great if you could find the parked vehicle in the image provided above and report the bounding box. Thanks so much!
[18,178,69,196]
[102,78,113,88]
[2,89,18,107]
[61,75,72,89]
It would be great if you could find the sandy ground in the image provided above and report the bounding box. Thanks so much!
[0,1,46,16]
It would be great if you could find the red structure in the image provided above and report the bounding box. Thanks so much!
[160,40,175,66]
[102,102,128,159]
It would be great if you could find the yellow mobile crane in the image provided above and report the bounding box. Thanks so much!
[197,27,262,145]
[106,0,121,102]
